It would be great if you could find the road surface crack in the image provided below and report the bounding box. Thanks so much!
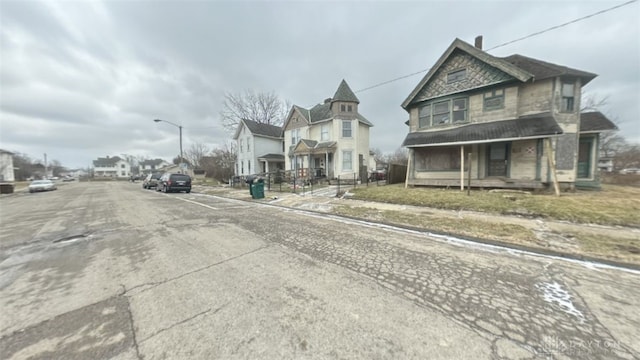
[139,303,229,344]
[124,245,270,294]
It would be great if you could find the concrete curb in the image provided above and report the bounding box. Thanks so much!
[194,187,640,272]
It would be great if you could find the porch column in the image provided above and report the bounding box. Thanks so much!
[325,152,329,178]
[460,146,464,191]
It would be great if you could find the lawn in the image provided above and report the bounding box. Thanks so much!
[350,184,640,227]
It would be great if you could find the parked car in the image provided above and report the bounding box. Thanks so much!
[157,173,192,193]
[28,180,57,193]
[369,169,386,181]
[142,173,162,189]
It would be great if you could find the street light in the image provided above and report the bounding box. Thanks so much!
[153,119,183,170]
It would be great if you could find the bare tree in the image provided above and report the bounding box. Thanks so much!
[370,148,385,165]
[201,142,236,182]
[220,90,290,134]
[184,142,211,169]
[581,92,610,113]
[616,144,640,170]
[386,147,409,165]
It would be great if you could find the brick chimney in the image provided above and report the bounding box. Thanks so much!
[474,35,483,50]
[324,98,332,104]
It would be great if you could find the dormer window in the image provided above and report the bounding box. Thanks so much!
[561,83,575,112]
[447,69,466,83]
[340,104,353,112]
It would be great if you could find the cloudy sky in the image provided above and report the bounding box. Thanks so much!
[1,0,638,169]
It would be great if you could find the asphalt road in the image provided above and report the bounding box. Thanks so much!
[1,181,639,359]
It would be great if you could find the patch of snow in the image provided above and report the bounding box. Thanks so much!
[535,281,585,322]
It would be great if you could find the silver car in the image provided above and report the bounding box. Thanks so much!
[28,180,57,193]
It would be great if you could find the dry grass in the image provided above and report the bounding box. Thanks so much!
[350,184,640,227]
[333,205,540,245]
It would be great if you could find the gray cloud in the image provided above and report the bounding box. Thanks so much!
[1,0,638,169]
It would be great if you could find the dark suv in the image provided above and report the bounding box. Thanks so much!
[157,173,192,193]
[142,173,162,189]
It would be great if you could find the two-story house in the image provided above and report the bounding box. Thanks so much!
[92,156,131,178]
[140,159,170,174]
[0,149,15,182]
[234,118,284,177]
[401,38,616,190]
[283,80,373,181]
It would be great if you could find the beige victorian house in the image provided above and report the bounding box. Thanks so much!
[283,80,373,181]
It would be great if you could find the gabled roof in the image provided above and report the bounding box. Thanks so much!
[140,158,166,166]
[0,149,14,155]
[234,118,283,139]
[292,139,338,154]
[93,156,123,167]
[402,38,533,109]
[580,111,617,133]
[502,54,597,85]
[332,79,360,104]
[402,113,562,147]
[283,80,373,130]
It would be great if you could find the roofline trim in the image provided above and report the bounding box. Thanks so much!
[404,134,562,148]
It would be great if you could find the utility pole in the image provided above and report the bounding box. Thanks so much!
[44,153,48,179]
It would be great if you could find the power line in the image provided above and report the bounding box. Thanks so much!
[354,0,638,94]
[486,0,638,51]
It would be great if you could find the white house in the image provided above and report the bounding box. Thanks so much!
[92,156,131,178]
[140,158,171,174]
[0,149,15,182]
[283,80,373,180]
[234,119,284,176]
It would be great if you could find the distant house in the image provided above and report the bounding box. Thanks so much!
[0,149,15,182]
[401,37,617,190]
[597,157,614,173]
[92,156,131,178]
[140,158,170,174]
[283,80,373,180]
[234,118,284,176]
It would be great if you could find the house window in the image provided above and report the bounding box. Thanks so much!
[342,120,352,138]
[419,104,431,128]
[483,89,504,111]
[121,164,125,168]
[246,137,250,152]
[121,171,126,176]
[241,161,244,174]
[561,83,574,112]
[418,97,468,128]
[248,160,251,174]
[321,125,330,141]
[340,104,353,112]
[240,139,243,153]
[342,151,353,171]
[291,128,300,145]
[447,69,466,83]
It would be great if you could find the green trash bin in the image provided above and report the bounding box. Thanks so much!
[251,179,265,199]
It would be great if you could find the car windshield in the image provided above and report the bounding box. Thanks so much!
[171,175,190,181]
[31,180,51,185]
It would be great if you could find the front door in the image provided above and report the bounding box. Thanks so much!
[487,143,509,177]
[577,137,593,178]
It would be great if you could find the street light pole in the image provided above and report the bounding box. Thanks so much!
[153,119,184,170]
